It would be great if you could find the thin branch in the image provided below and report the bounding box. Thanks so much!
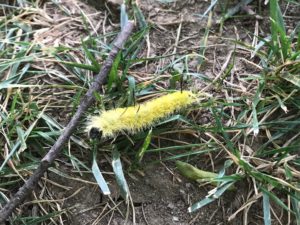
[0,21,135,224]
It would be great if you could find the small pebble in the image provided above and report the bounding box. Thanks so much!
[167,203,175,209]
[173,216,179,222]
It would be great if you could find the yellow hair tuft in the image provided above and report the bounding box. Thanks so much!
[87,91,197,138]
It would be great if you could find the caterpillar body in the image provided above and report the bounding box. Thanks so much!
[87,91,197,138]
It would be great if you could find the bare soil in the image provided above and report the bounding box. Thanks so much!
[49,163,243,225]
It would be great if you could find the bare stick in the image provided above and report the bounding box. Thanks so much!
[0,21,135,224]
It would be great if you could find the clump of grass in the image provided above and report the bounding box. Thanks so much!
[1,0,300,224]
[0,1,123,223]
[181,0,300,224]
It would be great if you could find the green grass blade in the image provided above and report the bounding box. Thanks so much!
[13,210,66,225]
[133,2,147,29]
[136,128,152,163]
[251,80,264,135]
[260,186,290,212]
[0,108,46,170]
[188,197,215,213]
[120,4,129,31]
[0,192,9,204]
[197,0,218,20]
[92,158,111,195]
[263,191,272,225]
[82,40,101,71]
[112,147,129,202]
[269,0,289,60]
[16,126,27,152]
[188,181,234,212]
[58,60,99,73]
[292,195,300,225]
[147,143,213,153]
[107,52,121,91]
[157,149,216,162]
[281,72,300,88]
[127,75,136,106]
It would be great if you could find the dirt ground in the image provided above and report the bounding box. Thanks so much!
[50,163,240,225]
[4,0,298,224]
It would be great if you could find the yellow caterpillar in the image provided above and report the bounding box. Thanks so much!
[87,91,197,138]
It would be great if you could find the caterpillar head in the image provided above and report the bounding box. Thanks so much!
[88,127,103,139]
